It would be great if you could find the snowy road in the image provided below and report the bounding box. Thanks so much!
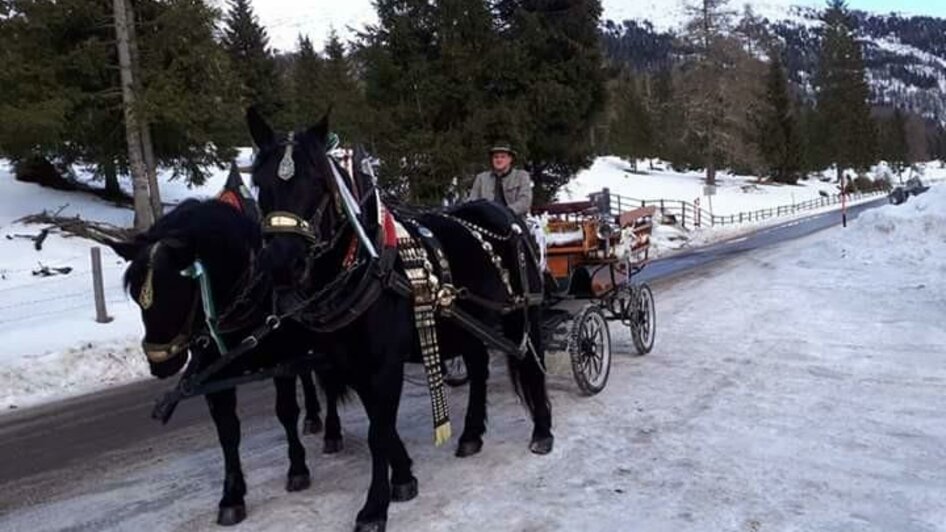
[2,193,945,531]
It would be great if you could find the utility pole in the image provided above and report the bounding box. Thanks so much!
[124,0,162,220]
[114,0,153,231]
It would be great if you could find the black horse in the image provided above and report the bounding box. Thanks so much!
[108,196,343,526]
[247,108,553,530]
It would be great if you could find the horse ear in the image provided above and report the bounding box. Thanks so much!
[306,106,332,144]
[106,239,142,261]
[246,106,275,149]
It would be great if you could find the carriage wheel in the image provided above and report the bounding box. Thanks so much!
[631,283,656,355]
[568,305,612,396]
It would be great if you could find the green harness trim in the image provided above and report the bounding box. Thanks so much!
[181,261,229,355]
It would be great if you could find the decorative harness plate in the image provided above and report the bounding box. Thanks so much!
[393,218,452,446]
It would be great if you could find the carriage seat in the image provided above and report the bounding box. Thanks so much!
[545,219,599,255]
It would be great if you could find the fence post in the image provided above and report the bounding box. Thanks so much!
[681,201,686,228]
[91,247,113,324]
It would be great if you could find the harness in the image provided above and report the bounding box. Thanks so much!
[395,219,453,446]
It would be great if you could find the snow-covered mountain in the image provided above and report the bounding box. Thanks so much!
[603,4,946,124]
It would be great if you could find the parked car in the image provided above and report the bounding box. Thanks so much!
[905,177,930,196]
[888,186,909,205]
[889,177,930,205]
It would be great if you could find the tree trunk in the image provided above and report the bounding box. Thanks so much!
[835,164,843,185]
[706,160,717,185]
[141,124,161,217]
[114,0,152,230]
[124,0,162,220]
[103,160,121,199]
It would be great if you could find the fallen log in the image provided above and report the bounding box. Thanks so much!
[15,211,134,245]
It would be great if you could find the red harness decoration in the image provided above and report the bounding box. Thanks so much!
[218,190,243,213]
[342,236,359,269]
[382,206,398,248]
[344,205,398,268]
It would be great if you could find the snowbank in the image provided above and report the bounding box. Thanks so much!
[838,183,946,265]
[0,153,254,411]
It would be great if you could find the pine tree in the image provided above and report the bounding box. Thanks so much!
[319,32,368,143]
[936,126,946,167]
[222,0,284,128]
[879,108,908,181]
[678,0,763,183]
[799,101,829,174]
[815,0,876,182]
[759,53,803,184]
[362,0,500,202]
[496,0,607,201]
[290,35,325,124]
[608,75,654,171]
[0,0,242,194]
[650,68,690,167]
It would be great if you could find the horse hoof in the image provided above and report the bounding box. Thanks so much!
[286,473,311,492]
[455,439,483,458]
[323,438,344,455]
[529,435,554,455]
[303,417,323,435]
[391,477,419,502]
[217,505,246,526]
[354,519,386,532]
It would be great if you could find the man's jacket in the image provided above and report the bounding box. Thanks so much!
[468,168,533,216]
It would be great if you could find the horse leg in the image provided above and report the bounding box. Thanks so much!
[505,311,554,455]
[322,385,344,454]
[389,432,418,503]
[456,345,489,458]
[205,388,247,526]
[299,370,323,435]
[353,361,407,532]
[274,376,311,492]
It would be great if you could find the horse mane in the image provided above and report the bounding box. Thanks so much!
[447,199,520,230]
[123,199,261,292]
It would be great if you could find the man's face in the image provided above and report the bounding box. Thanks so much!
[491,152,513,174]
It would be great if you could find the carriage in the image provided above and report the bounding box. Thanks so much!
[530,194,658,395]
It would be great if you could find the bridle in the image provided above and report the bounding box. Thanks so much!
[252,135,410,332]
[138,240,258,364]
[258,135,377,271]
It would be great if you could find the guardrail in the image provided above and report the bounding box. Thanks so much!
[587,188,890,229]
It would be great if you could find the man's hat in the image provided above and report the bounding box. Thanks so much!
[489,141,516,157]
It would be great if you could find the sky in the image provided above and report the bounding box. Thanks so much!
[234,0,946,52]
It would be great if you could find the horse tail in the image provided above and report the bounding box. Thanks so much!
[504,308,551,428]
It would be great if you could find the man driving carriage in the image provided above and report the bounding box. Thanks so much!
[443,143,536,387]
[468,142,533,216]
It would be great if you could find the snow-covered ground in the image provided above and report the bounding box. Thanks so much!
[2,184,944,532]
[0,155,942,411]
[560,157,946,258]
[0,152,253,411]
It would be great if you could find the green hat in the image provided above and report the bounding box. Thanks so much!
[489,142,516,157]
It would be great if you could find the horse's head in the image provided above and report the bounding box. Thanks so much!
[109,200,261,378]
[247,107,341,288]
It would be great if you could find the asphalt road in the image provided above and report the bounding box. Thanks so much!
[0,197,885,508]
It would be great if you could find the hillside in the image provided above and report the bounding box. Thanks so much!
[601,6,946,126]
